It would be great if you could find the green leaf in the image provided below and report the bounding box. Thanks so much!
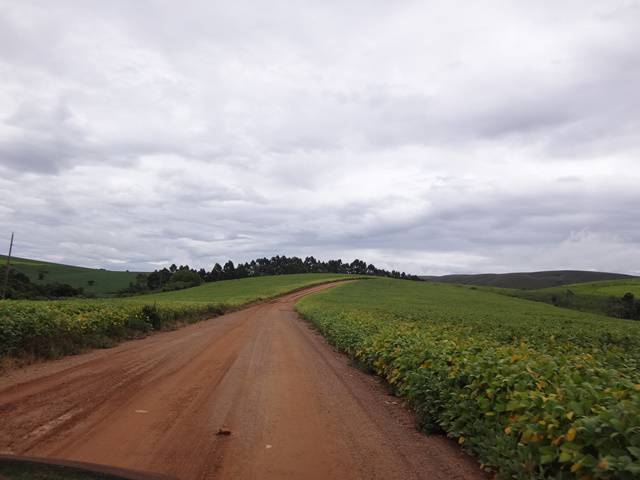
[628,446,640,459]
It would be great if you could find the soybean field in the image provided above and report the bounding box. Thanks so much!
[297,279,640,479]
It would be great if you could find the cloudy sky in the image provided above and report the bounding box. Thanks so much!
[1,0,639,275]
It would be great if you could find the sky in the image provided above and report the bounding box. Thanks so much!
[0,0,639,276]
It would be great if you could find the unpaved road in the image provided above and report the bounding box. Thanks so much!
[0,283,484,480]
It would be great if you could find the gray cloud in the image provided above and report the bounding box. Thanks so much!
[0,0,639,275]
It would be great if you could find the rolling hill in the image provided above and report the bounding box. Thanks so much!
[562,278,640,297]
[482,277,640,320]
[133,273,353,304]
[0,255,142,295]
[423,270,634,289]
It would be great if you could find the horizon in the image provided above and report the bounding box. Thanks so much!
[1,1,639,276]
[1,250,636,278]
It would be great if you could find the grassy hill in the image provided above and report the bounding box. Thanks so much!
[562,278,640,297]
[481,278,640,319]
[132,273,353,305]
[0,255,142,295]
[424,270,634,289]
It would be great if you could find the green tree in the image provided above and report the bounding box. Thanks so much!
[169,269,202,286]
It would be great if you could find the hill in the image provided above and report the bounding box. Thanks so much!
[124,273,354,305]
[485,278,640,320]
[562,278,640,297]
[423,270,634,289]
[0,255,142,296]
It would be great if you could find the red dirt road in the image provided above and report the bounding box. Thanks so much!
[0,283,484,480]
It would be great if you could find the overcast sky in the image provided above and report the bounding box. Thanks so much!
[1,1,639,275]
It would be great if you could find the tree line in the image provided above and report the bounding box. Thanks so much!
[120,255,422,295]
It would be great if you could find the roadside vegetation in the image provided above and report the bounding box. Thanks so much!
[297,279,640,479]
[0,273,351,362]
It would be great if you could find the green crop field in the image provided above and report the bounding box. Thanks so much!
[297,279,640,479]
[0,255,141,296]
[0,273,352,362]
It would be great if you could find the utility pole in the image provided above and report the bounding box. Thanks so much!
[1,232,14,300]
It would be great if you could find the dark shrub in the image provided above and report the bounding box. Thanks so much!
[142,304,162,330]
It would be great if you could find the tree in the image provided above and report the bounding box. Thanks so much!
[209,263,223,282]
[147,268,172,289]
[349,259,367,275]
[169,269,202,286]
[235,263,249,278]
[326,259,343,273]
[223,261,236,280]
[621,292,637,319]
[197,268,207,280]
[247,260,257,276]
[87,280,95,287]
[304,256,318,273]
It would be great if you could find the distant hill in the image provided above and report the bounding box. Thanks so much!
[423,270,635,290]
[0,255,144,295]
[484,278,640,320]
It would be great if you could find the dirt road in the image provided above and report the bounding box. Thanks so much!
[0,283,483,480]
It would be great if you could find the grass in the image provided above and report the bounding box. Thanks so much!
[0,255,141,296]
[297,279,640,479]
[0,273,353,362]
[478,278,640,319]
[425,270,634,290]
[494,278,640,299]
[130,273,353,305]
[560,279,640,298]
